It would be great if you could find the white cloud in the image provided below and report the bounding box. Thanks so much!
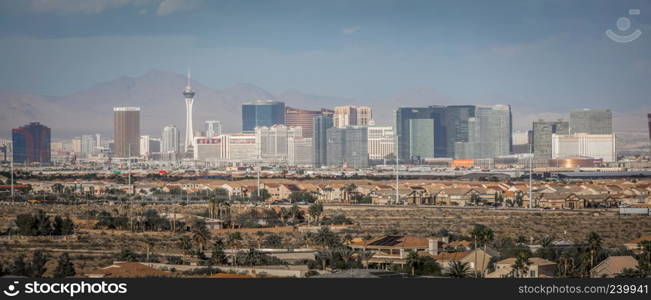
[23,0,200,16]
[341,25,361,35]
[155,0,202,16]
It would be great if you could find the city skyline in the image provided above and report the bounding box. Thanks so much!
[2,0,651,138]
[1,69,649,140]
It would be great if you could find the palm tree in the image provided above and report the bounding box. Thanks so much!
[479,226,494,275]
[312,227,340,249]
[341,184,357,203]
[558,251,575,277]
[470,224,490,274]
[511,250,531,278]
[639,241,651,264]
[192,229,208,254]
[587,232,602,271]
[405,251,420,276]
[316,250,330,270]
[358,250,374,269]
[308,203,323,225]
[279,207,288,225]
[335,247,355,268]
[362,234,372,252]
[444,261,471,278]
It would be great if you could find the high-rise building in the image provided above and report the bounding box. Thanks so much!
[255,125,302,162]
[149,138,160,154]
[570,109,612,135]
[161,124,180,160]
[205,120,222,137]
[71,138,81,154]
[647,113,650,142]
[454,105,512,159]
[552,133,616,162]
[512,130,533,154]
[313,114,333,168]
[242,100,285,132]
[326,126,368,169]
[533,120,569,159]
[333,106,372,128]
[225,133,257,162]
[140,135,151,159]
[194,136,225,161]
[113,107,140,158]
[512,130,530,145]
[183,72,196,154]
[12,122,51,164]
[395,106,446,161]
[444,105,476,158]
[367,125,394,161]
[285,107,333,138]
[0,139,12,162]
[288,137,313,166]
[80,134,97,158]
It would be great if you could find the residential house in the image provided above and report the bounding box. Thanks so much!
[486,257,557,278]
[590,256,639,278]
[432,248,496,273]
[349,235,442,267]
[623,235,651,254]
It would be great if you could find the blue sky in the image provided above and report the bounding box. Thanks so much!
[1,0,650,113]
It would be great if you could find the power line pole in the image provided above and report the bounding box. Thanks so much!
[128,145,133,231]
[10,158,14,203]
[529,143,533,209]
[257,165,261,199]
[395,132,399,206]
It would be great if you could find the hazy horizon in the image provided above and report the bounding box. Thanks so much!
[1,0,651,139]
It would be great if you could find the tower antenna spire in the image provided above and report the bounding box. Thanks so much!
[186,69,191,88]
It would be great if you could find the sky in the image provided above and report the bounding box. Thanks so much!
[1,0,650,113]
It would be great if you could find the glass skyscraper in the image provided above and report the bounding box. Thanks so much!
[455,105,512,159]
[394,106,446,161]
[312,114,333,167]
[12,122,51,164]
[570,109,613,135]
[242,100,285,132]
[533,120,569,159]
[395,105,512,161]
[326,126,368,169]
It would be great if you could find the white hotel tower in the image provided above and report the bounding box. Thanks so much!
[183,71,196,154]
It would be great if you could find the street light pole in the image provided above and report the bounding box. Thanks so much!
[10,158,14,203]
[395,132,399,206]
[529,144,533,209]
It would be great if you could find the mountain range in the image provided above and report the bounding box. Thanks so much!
[1,70,649,148]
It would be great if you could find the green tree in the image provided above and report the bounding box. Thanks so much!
[227,232,244,249]
[312,227,340,248]
[511,249,532,278]
[211,238,228,265]
[444,261,471,278]
[116,248,138,262]
[192,229,209,254]
[586,232,602,271]
[31,251,48,278]
[53,253,76,278]
[405,251,420,276]
[8,254,30,276]
[263,234,283,248]
[308,203,323,224]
